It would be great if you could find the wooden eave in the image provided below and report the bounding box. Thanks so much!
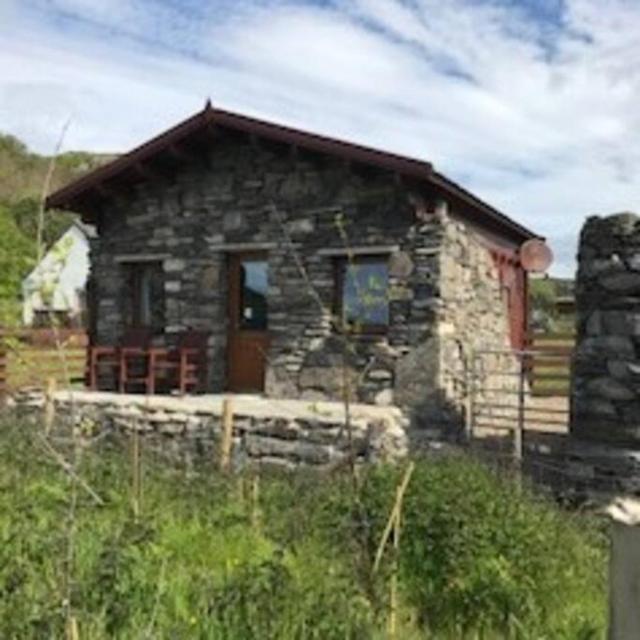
[46,102,539,244]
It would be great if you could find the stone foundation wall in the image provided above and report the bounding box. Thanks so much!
[573,212,640,444]
[16,391,408,469]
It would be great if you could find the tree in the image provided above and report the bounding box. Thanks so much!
[0,204,35,323]
[8,197,74,251]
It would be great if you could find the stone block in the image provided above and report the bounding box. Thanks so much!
[223,211,243,230]
[586,311,602,336]
[287,218,315,234]
[374,389,394,406]
[575,396,618,419]
[599,272,640,293]
[576,336,635,360]
[608,360,635,380]
[368,369,393,381]
[298,366,357,396]
[627,254,640,271]
[160,421,185,435]
[165,280,182,293]
[164,258,186,272]
[601,311,640,336]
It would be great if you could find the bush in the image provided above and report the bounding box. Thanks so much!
[358,458,607,638]
[0,417,606,638]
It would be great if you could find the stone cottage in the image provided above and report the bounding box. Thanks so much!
[46,103,539,432]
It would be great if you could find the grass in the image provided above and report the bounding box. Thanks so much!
[0,415,607,638]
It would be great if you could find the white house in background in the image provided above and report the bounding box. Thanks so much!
[22,221,93,327]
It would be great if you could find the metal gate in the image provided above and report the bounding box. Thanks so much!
[469,340,572,461]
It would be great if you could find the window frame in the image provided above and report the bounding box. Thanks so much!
[237,256,269,332]
[125,261,165,333]
[333,255,390,335]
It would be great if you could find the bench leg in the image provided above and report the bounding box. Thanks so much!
[119,354,127,394]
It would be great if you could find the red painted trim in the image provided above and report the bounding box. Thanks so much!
[491,250,528,350]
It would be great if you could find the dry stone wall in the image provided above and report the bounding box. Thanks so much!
[573,213,640,444]
[16,390,408,469]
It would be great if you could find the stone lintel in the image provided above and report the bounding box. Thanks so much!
[208,242,286,252]
[317,245,399,257]
[115,253,171,263]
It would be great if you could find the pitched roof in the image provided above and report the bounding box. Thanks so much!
[46,102,538,243]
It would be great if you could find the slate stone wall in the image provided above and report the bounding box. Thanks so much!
[90,132,517,433]
[573,212,640,444]
[15,390,409,469]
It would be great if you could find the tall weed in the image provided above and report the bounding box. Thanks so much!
[0,417,607,638]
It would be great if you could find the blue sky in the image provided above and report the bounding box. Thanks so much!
[2,0,640,276]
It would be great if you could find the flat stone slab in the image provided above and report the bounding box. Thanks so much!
[42,390,406,425]
[16,390,409,467]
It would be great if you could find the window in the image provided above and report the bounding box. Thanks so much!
[238,258,268,330]
[125,262,165,333]
[335,257,389,332]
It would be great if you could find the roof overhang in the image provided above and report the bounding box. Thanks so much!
[46,102,539,244]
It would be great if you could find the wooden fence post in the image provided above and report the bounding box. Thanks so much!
[131,425,142,519]
[250,470,261,530]
[44,376,57,434]
[514,352,526,466]
[372,462,415,638]
[66,615,79,640]
[219,397,234,472]
[0,341,6,408]
[466,349,476,442]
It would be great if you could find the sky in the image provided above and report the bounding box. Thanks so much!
[2,0,640,277]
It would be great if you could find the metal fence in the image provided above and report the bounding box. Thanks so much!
[469,342,573,462]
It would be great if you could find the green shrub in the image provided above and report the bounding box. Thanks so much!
[359,457,607,638]
[0,417,607,638]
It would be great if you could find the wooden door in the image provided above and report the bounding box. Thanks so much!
[227,253,270,392]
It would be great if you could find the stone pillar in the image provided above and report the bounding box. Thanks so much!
[572,213,640,444]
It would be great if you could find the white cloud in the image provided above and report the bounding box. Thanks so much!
[2,0,640,276]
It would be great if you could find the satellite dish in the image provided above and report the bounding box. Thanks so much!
[520,239,553,273]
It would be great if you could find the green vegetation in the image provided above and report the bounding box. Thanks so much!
[0,204,34,326]
[529,276,575,334]
[0,416,607,638]
[0,133,111,323]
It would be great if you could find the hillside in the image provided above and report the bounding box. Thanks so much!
[0,133,113,203]
[0,133,113,322]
